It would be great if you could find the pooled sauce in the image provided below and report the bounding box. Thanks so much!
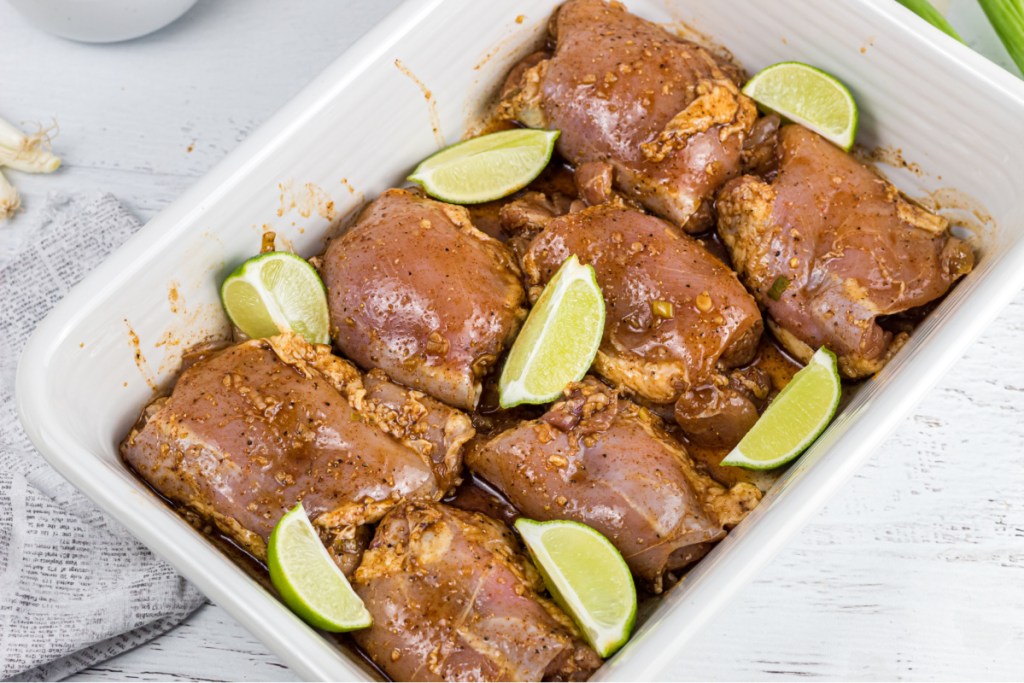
[445,472,520,525]
[694,227,730,265]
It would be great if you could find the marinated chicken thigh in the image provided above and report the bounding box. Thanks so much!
[521,202,765,447]
[320,189,527,410]
[499,0,757,232]
[121,334,474,574]
[717,125,975,378]
[352,502,601,682]
[467,379,760,591]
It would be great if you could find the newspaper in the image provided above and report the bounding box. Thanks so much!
[0,194,204,681]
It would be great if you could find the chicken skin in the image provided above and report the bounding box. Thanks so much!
[467,379,760,592]
[120,334,474,574]
[499,0,757,232]
[352,502,601,682]
[717,125,975,378]
[320,189,527,410]
[520,202,765,447]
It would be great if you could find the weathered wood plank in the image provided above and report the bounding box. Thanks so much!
[68,602,298,682]
[3,0,1021,680]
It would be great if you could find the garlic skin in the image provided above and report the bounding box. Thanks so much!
[0,169,20,222]
[0,115,62,222]
[0,117,61,173]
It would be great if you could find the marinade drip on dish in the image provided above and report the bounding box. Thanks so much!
[120,1,974,680]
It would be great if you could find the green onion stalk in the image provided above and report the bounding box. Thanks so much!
[896,0,964,41]
[978,0,1024,75]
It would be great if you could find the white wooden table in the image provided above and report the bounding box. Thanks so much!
[2,1,1022,680]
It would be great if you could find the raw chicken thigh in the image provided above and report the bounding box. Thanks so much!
[121,334,474,574]
[499,0,757,232]
[320,188,527,410]
[717,125,975,378]
[520,201,766,447]
[352,502,601,681]
[467,379,760,592]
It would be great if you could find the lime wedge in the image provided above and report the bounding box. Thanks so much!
[408,128,560,204]
[267,504,372,632]
[220,251,330,345]
[721,347,841,470]
[499,255,605,408]
[515,518,636,658]
[742,61,858,151]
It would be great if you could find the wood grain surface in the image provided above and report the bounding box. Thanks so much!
[1,0,1021,680]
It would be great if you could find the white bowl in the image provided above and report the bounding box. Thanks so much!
[16,0,1024,679]
[5,0,197,43]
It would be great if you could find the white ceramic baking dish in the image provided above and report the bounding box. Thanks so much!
[16,0,1024,679]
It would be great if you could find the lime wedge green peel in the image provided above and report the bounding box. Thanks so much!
[220,251,330,345]
[742,62,858,151]
[267,503,372,632]
[499,255,605,408]
[408,128,560,204]
[515,518,637,658]
[721,347,841,470]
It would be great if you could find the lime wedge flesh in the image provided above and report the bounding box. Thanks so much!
[721,346,841,470]
[267,504,372,632]
[499,255,605,408]
[742,61,858,151]
[408,128,560,204]
[221,251,330,345]
[515,518,637,658]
